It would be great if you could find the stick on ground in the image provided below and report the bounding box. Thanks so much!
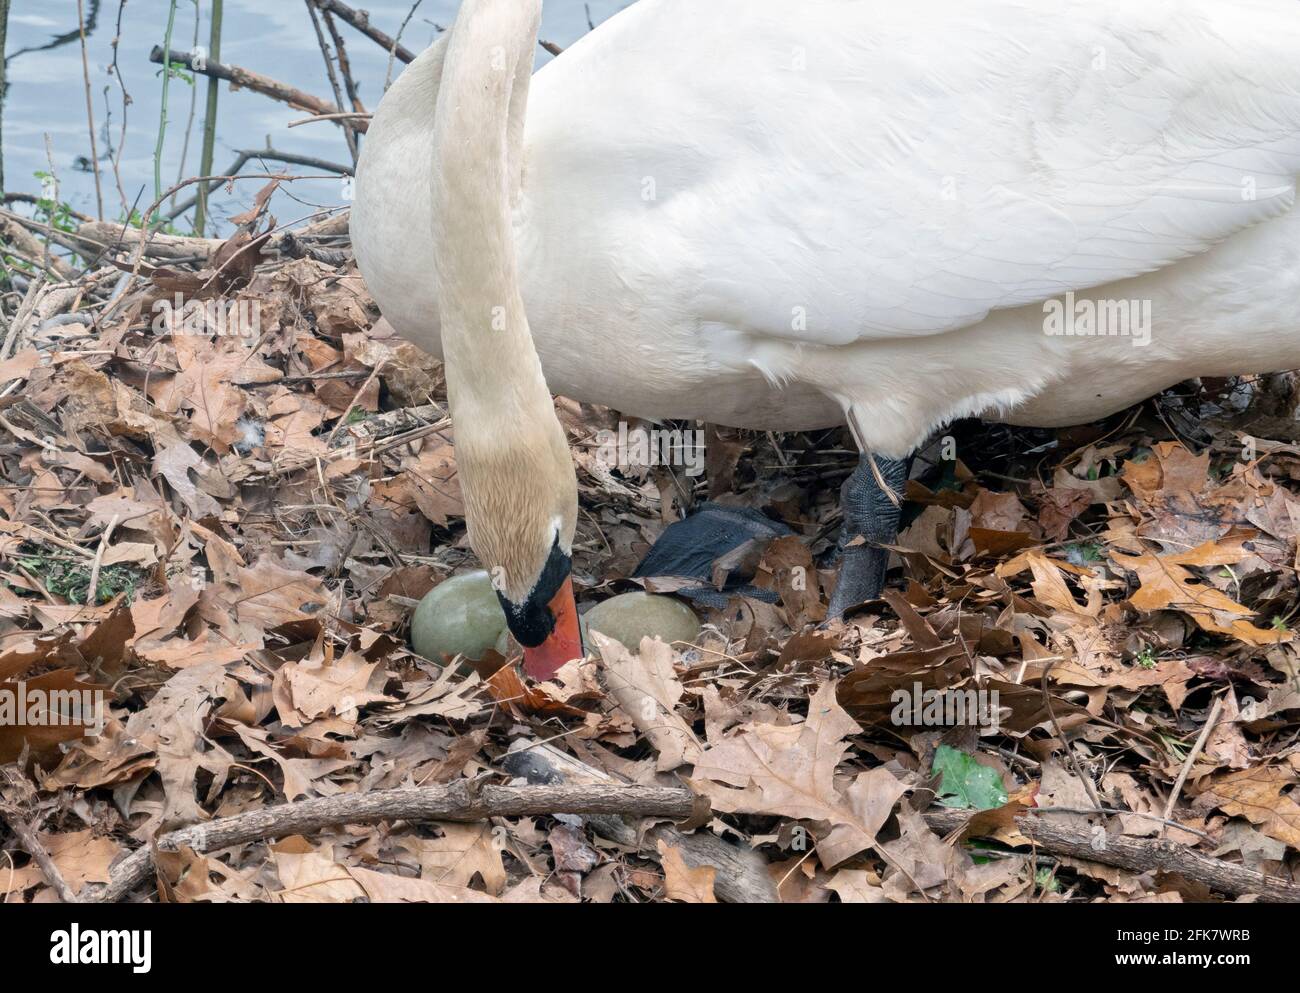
[91,780,697,903]
[0,803,80,903]
[925,807,1300,903]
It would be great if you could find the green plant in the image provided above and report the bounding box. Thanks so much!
[153,0,181,221]
[1068,541,1105,562]
[159,59,194,86]
[1035,866,1061,894]
[932,744,1008,810]
[16,553,143,605]
[33,171,78,235]
[117,208,183,236]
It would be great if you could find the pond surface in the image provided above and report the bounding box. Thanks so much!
[4,0,633,233]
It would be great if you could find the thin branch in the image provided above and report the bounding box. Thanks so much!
[927,806,1300,903]
[195,0,222,235]
[313,0,416,64]
[91,781,697,903]
[154,1,180,208]
[106,0,132,216]
[76,0,104,220]
[384,0,424,89]
[147,46,363,129]
[321,5,365,115]
[170,0,203,212]
[1161,694,1225,834]
[170,147,352,223]
[0,802,80,903]
[0,0,9,193]
[84,514,119,606]
[304,0,359,165]
[287,111,372,128]
[1042,657,1103,810]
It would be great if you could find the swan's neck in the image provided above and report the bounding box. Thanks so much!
[433,0,539,387]
[431,0,577,605]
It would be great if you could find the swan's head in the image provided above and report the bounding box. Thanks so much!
[454,420,582,682]
[495,533,583,682]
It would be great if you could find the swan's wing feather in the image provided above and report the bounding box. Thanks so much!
[529,0,1300,342]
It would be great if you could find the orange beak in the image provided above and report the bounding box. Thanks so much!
[521,576,583,681]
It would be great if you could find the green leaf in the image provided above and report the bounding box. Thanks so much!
[931,745,1008,810]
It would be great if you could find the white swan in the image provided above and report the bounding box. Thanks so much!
[353,0,1300,673]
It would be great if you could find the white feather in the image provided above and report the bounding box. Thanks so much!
[353,0,1300,458]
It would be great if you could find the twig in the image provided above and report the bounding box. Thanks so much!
[304,0,359,165]
[1,193,94,222]
[0,519,99,560]
[368,418,450,456]
[0,0,8,194]
[287,111,372,128]
[1161,694,1225,835]
[0,276,45,362]
[0,802,80,903]
[76,0,104,220]
[384,0,424,89]
[0,213,78,280]
[84,514,119,606]
[148,46,365,130]
[154,0,180,213]
[926,806,1300,903]
[1042,657,1103,810]
[321,5,365,117]
[170,0,203,213]
[91,781,698,903]
[507,740,777,903]
[1029,805,1214,843]
[172,148,353,222]
[107,0,132,216]
[41,135,59,276]
[322,361,384,449]
[239,146,355,175]
[75,219,220,262]
[313,0,416,64]
[195,0,222,236]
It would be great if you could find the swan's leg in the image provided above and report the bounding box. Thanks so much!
[826,453,911,618]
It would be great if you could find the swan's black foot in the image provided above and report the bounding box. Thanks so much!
[826,453,911,619]
[632,502,792,607]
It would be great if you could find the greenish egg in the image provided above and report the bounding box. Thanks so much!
[581,592,701,652]
[410,571,508,662]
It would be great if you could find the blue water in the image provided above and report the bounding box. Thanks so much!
[4,0,632,233]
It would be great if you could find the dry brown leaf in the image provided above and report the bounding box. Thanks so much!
[657,839,717,903]
[826,868,888,903]
[272,843,366,903]
[594,632,700,771]
[0,829,121,897]
[1117,550,1291,647]
[122,661,234,826]
[1196,766,1300,849]
[692,681,905,867]
[401,822,506,895]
